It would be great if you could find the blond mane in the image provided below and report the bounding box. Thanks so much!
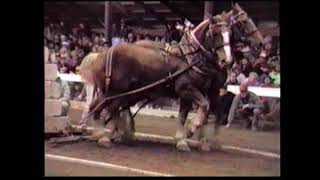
[79,52,105,85]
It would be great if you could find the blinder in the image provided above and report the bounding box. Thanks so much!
[231,10,258,39]
[207,23,231,55]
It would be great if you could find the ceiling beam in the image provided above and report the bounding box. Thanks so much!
[160,1,192,22]
[135,1,167,24]
[72,2,105,28]
[111,1,128,14]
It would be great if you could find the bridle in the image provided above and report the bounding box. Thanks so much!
[230,10,259,39]
[187,21,231,59]
[208,23,232,53]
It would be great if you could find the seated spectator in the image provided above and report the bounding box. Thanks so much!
[71,50,80,64]
[60,34,68,45]
[57,57,70,73]
[218,85,235,125]
[239,58,253,77]
[67,38,74,50]
[82,37,92,54]
[44,46,49,64]
[127,32,135,43]
[91,45,99,53]
[225,72,239,85]
[233,67,246,85]
[60,45,69,58]
[54,34,60,44]
[71,35,78,45]
[99,33,105,43]
[226,84,264,131]
[98,46,105,52]
[79,23,91,37]
[245,72,259,87]
[77,48,85,59]
[94,35,100,45]
[50,51,61,64]
[241,45,255,65]
[74,43,80,51]
[119,19,129,41]
[48,40,55,50]
[136,34,142,41]
[88,41,93,48]
[71,27,79,37]
[269,63,280,87]
[78,38,83,47]
[260,76,273,87]
[65,52,77,73]
[55,77,71,116]
[54,44,61,53]
[144,34,151,41]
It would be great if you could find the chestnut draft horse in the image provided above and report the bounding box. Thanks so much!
[78,14,233,151]
[133,3,266,150]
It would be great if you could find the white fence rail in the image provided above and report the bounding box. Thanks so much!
[57,73,280,98]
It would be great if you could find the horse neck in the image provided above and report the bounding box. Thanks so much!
[92,51,108,88]
[190,19,211,46]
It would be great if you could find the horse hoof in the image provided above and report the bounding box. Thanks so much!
[175,131,184,140]
[87,129,106,141]
[251,126,258,131]
[209,140,222,151]
[98,137,113,148]
[176,140,191,152]
[200,143,211,152]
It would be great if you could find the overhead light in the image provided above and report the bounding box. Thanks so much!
[120,1,135,5]
[166,17,181,21]
[153,25,166,28]
[143,1,161,4]
[154,9,171,13]
[132,9,146,13]
[143,17,157,21]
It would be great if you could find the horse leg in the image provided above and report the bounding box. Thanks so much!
[118,108,135,142]
[175,98,192,151]
[176,85,210,150]
[93,99,123,147]
[97,109,123,148]
[194,80,224,151]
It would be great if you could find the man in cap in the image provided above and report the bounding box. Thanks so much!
[226,84,264,131]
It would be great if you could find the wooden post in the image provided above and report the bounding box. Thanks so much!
[203,1,214,20]
[105,2,112,46]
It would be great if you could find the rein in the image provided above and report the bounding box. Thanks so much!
[79,57,203,125]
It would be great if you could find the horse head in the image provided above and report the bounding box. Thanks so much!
[189,14,233,66]
[226,3,265,50]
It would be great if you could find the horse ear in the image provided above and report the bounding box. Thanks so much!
[223,10,233,19]
[221,10,232,22]
[234,3,242,10]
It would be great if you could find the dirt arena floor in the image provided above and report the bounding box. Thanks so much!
[45,109,280,176]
